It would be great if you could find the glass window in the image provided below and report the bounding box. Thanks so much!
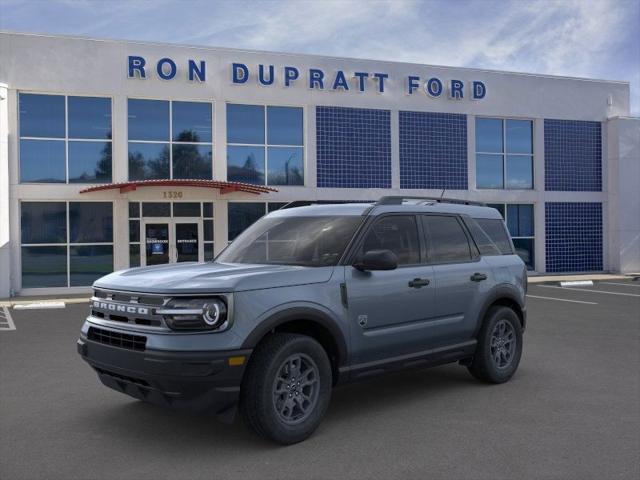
[142,202,171,217]
[227,146,265,184]
[128,142,170,180]
[21,246,68,288]
[21,202,66,244]
[267,106,303,145]
[464,218,502,256]
[69,202,113,243]
[19,94,65,138]
[423,215,472,263]
[268,202,288,212]
[476,154,503,189]
[219,215,362,266]
[475,118,502,153]
[70,245,114,286]
[130,244,141,267]
[361,215,420,265]
[475,218,513,255]
[68,141,112,183]
[172,144,212,179]
[204,220,214,241]
[203,202,214,218]
[19,139,66,183]
[513,238,534,269]
[128,99,169,141]
[68,96,112,139]
[506,120,532,154]
[476,118,533,190]
[507,204,534,237]
[506,155,533,189]
[487,203,505,219]
[129,220,140,242]
[228,203,266,241]
[227,104,265,144]
[204,243,215,262]
[267,147,304,185]
[129,202,140,218]
[172,101,212,143]
[173,203,201,217]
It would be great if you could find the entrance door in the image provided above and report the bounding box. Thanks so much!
[142,218,203,266]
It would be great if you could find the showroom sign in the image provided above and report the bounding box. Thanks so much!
[127,56,486,100]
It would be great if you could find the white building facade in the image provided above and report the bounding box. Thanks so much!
[0,32,638,297]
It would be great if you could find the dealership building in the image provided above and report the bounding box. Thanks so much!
[0,31,638,296]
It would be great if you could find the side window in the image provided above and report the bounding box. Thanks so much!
[360,215,420,265]
[464,218,502,256]
[475,218,513,254]
[422,215,472,263]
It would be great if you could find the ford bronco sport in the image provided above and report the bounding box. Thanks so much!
[78,196,526,444]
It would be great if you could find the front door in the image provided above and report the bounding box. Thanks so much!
[142,218,203,266]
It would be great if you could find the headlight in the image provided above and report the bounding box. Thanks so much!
[157,298,229,331]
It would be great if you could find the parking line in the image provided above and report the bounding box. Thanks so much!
[0,306,16,331]
[527,295,597,305]
[600,282,640,288]
[538,285,640,297]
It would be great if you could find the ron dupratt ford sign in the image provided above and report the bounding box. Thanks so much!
[127,56,487,100]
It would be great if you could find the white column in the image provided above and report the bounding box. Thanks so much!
[213,199,228,255]
[305,105,317,188]
[112,95,128,183]
[533,118,546,273]
[0,84,10,297]
[214,101,227,181]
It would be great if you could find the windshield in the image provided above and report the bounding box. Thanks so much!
[216,215,363,267]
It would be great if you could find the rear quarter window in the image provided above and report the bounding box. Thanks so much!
[474,218,514,255]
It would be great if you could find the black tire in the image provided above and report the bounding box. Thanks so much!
[240,333,332,445]
[468,306,523,383]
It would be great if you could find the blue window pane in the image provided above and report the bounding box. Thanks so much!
[507,204,534,237]
[267,147,303,185]
[506,155,533,189]
[129,220,140,242]
[267,106,303,145]
[513,238,534,270]
[128,142,170,180]
[68,141,112,183]
[203,202,214,218]
[130,244,140,267]
[20,139,65,183]
[70,245,114,286]
[172,101,212,143]
[172,144,212,179]
[227,145,265,184]
[506,120,532,154]
[204,220,214,241]
[228,203,265,241]
[68,96,112,139]
[129,202,140,218]
[128,99,169,141]
[476,154,503,189]
[476,118,503,153]
[19,93,65,138]
[21,202,66,244]
[69,202,113,243]
[227,104,264,144]
[21,246,68,288]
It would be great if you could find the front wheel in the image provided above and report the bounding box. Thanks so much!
[468,306,523,383]
[240,333,332,444]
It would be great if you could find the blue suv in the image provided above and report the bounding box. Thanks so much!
[78,196,527,444]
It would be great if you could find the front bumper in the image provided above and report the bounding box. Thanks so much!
[77,335,252,417]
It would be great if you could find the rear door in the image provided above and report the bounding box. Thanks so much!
[345,214,436,363]
[421,214,492,346]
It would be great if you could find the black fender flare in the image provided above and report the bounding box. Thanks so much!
[241,306,348,367]
[474,284,526,336]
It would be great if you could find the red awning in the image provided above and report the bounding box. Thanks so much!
[79,179,278,195]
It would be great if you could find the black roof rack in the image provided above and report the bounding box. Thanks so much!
[376,196,487,207]
[279,200,375,209]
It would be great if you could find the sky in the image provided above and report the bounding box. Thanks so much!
[1,0,639,114]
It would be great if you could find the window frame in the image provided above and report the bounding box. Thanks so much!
[18,92,114,184]
[19,200,115,288]
[475,116,534,190]
[226,103,306,186]
[127,98,214,181]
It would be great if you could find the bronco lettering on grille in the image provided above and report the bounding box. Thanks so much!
[92,301,149,315]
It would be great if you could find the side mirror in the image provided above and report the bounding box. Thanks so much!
[353,249,398,271]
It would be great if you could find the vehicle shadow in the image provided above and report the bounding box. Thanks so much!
[82,364,482,450]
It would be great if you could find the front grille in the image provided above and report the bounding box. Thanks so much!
[91,289,167,329]
[88,326,147,351]
[94,367,150,387]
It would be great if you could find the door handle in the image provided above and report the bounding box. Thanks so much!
[408,278,430,288]
[470,272,488,282]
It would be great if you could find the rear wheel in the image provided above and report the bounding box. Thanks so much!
[468,306,523,383]
[240,333,332,444]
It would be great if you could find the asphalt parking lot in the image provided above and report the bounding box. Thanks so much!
[1,280,639,480]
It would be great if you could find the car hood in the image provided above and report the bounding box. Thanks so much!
[93,262,335,294]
